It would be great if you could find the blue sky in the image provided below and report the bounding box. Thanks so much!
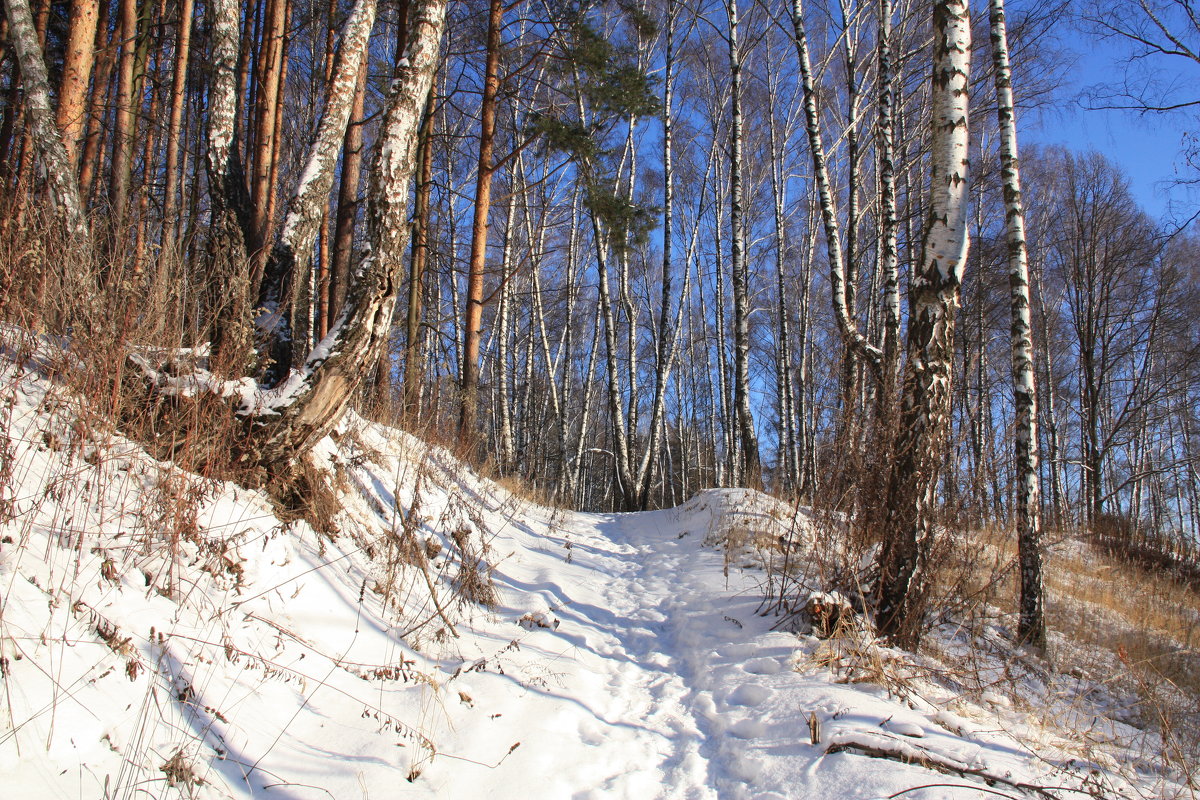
[1025,19,1199,223]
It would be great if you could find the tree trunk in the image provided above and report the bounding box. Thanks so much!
[989,0,1044,651]
[790,0,883,376]
[727,0,760,484]
[109,0,139,227]
[255,0,379,385]
[249,0,288,265]
[252,0,447,466]
[874,0,971,647]
[161,0,194,246]
[3,0,89,243]
[459,0,503,450]
[205,0,255,372]
[403,90,435,419]
[56,0,99,169]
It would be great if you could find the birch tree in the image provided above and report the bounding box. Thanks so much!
[988,0,1044,651]
[874,0,971,646]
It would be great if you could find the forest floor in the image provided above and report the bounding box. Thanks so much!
[0,335,1193,799]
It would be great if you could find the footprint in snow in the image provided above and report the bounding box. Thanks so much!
[726,684,771,707]
[578,718,606,746]
[720,643,758,659]
[728,718,767,739]
[742,657,782,676]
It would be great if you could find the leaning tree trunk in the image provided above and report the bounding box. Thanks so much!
[989,0,1045,652]
[3,0,89,244]
[255,0,379,386]
[791,0,883,376]
[252,0,447,466]
[874,0,971,648]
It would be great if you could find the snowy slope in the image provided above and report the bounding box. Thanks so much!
[0,345,1190,799]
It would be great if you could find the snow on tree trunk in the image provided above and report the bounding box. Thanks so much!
[874,0,971,648]
[205,0,255,372]
[251,0,447,465]
[4,0,89,244]
[256,0,379,385]
[989,0,1044,651]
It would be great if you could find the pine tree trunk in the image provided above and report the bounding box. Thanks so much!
[77,0,113,202]
[109,0,139,228]
[56,0,99,169]
[161,0,194,246]
[874,0,971,647]
[459,0,503,450]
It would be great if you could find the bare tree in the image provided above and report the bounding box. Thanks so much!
[875,0,972,646]
[989,0,1044,651]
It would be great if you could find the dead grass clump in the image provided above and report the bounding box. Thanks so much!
[451,526,498,609]
[160,747,205,793]
[265,456,342,535]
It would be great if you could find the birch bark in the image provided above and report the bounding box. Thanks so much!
[875,0,971,646]
[989,0,1045,650]
[3,0,89,244]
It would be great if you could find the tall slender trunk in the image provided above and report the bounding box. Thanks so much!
[56,0,99,168]
[875,0,971,647]
[791,0,883,376]
[403,90,436,419]
[161,0,194,246]
[77,0,113,201]
[109,0,139,226]
[459,0,503,449]
[727,0,760,483]
[877,0,900,374]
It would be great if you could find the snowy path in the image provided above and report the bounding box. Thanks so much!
[420,493,1051,800]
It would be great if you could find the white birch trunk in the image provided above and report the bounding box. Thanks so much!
[3,0,89,244]
[253,0,447,464]
[875,0,971,647]
[991,0,1045,651]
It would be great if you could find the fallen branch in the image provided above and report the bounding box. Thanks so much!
[824,732,1067,799]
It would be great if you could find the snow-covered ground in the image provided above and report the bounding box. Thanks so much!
[0,341,1192,799]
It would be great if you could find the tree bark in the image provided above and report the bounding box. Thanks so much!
[989,0,1045,651]
[874,0,971,647]
[459,0,504,450]
[56,0,99,169]
[161,0,194,246]
[109,0,139,227]
[255,0,379,385]
[727,0,761,484]
[251,0,447,465]
[3,0,89,244]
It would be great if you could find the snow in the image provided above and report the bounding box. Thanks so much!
[0,350,1191,799]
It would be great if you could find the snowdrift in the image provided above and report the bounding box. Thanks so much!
[0,341,1191,799]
